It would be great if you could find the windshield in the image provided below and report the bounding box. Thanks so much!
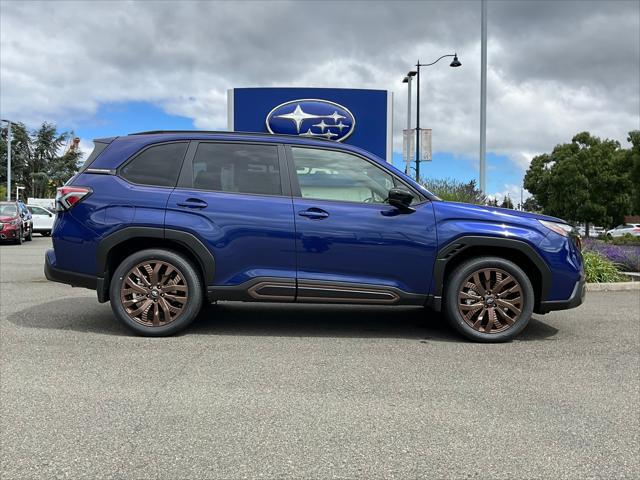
[0,204,18,216]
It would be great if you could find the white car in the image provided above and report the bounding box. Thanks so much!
[27,205,55,236]
[606,223,640,238]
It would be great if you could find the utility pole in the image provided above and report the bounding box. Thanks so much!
[415,60,421,183]
[479,0,487,193]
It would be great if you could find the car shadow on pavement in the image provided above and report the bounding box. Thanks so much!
[8,297,559,342]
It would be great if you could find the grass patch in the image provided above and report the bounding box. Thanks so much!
[583,251,623,283]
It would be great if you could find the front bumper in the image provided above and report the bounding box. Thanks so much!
[0,225,19,240]
[536,273,586,313]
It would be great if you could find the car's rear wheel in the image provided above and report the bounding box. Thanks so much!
[109,249,203,336]
[444,257,534,342]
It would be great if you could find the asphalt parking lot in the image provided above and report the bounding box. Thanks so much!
[1,236,638,479]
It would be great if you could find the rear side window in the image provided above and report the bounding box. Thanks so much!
[192,143,281,196]
[120,142,188,187]
[79,141,109,172]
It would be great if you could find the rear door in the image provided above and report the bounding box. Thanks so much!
[166,141,296,296]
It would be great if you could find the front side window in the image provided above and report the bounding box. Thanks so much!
[29,206,48,215]
[192,143,282,196]
[120,142,188,187]
[291,147,395,204]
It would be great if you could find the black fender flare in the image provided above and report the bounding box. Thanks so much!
[429,235,552,310]
[96,227,215,301]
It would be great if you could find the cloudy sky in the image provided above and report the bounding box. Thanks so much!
[1,0,639,200]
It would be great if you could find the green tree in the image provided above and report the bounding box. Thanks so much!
[627,130,640,214]
[500,195,514,209]
[524,131,633,235]
[522,197,541,213]
[0,122,82,199]
[421,178,486,205]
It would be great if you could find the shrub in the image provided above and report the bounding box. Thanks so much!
[583,238,640,272]
[610,234,640,246]
[583,251,623,283]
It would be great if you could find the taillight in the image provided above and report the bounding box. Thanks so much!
[55,186,92,212]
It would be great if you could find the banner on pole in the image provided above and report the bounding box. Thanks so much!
[402,129,414,166]
[420,128,432,162]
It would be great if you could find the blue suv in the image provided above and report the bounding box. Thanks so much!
[45,131,585,341]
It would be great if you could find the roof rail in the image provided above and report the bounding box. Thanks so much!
[127,130,332,141]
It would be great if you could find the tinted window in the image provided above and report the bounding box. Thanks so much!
[291,147,395,204]
[28,206,49,215]
[192,143,281,196]
[121,142,188,187]
[0,204,17,216]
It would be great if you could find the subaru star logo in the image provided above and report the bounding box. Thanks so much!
[265,99,356,142]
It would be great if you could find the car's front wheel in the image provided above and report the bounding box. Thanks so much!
[444,257,534,342]
[14,227,23,245]
[109,249,203,336]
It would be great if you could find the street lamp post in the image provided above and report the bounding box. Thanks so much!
[402,71,417,175]
[1,119,11,200]
[408,53,461,182]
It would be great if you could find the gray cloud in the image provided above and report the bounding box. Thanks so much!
[1,0,638,196]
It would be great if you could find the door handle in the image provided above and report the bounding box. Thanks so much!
[177,198,208,209]
[298,208,329,219]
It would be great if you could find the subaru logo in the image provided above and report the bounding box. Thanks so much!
[265,99,355,142]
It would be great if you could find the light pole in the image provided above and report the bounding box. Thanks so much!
[1,119,11,200]
[480,0,487,193]
[402,71,417,174]
[409,54,461,182]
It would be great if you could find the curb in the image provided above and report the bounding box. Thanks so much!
[586,282,640,291]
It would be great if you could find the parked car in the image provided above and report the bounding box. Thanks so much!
[45,131,585,342]
[27,205,55,236]
[576,225,605,238]
[0,201,33,244]
[606,224,640,238]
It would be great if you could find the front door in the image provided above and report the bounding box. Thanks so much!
[166,141,297,298]
[288,146,437,303]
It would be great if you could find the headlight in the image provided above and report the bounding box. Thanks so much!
[538,220,574,237]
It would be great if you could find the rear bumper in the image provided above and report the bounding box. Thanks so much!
[536,273,586,314]
[45,249,97,290]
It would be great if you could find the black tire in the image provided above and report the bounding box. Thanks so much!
[444,256,534,343]
[41,231,51,237]
[25,224,33,241]
[14,227,23,245]
[109,249,203,336]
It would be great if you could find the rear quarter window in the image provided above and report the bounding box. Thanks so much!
[78,141,109,172]
[120,142,188,187]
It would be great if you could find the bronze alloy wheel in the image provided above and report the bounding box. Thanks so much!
[457,267,523,334]
[120,260,189,327]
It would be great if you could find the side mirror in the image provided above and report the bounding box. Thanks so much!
[48,213,53,217]
[388,188,415,213]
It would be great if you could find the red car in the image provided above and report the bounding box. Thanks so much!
[0,201,33,244]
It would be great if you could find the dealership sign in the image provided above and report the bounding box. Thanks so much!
[265,99,355,142]
[228,87,393,162]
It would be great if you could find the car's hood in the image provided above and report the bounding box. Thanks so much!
[0,215,19,222]
[435,201,567,224]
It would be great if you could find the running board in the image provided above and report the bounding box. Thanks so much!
[207,277,426,306]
